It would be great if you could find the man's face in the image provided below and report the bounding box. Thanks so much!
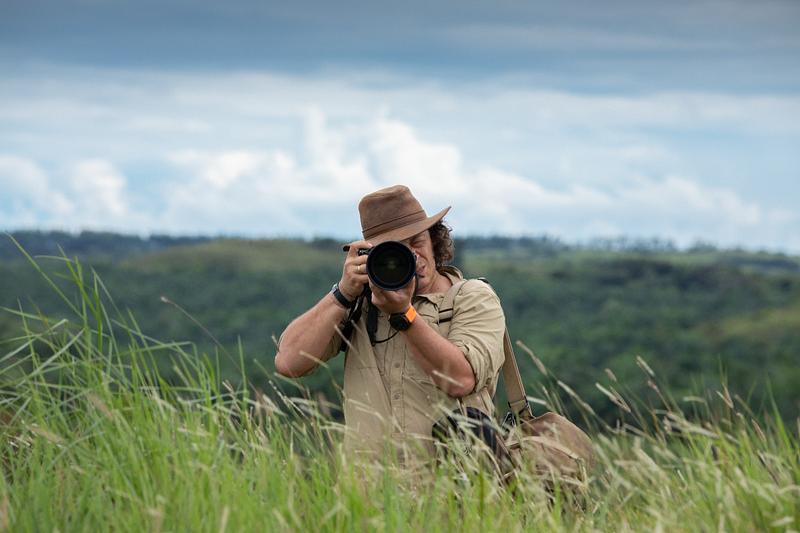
[399,230,437,294]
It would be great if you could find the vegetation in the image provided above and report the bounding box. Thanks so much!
[1,231,798,423]
[1,248,798,531]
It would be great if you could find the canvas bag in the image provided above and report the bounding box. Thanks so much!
[436,278,596,486]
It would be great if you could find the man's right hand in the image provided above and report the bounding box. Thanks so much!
[338,239,372,302]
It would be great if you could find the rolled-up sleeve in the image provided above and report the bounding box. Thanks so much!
[276,326,342,373]
[447,280,506,393]
[316,332,343,362]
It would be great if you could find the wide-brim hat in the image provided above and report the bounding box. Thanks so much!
[344,185,450,250]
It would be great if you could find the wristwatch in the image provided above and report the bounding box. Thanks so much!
[389,305,417,331]
[331,283,356,309]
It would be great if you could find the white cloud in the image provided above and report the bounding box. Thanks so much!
[0,66,798,251]
[0,156,148,233]
[69,159,129,218]
[169,150,265,190]
[342,116,791,247]
[302,109,374,196]
[0,156,74,227]
[367,117,464,194]
[137,112,797,251]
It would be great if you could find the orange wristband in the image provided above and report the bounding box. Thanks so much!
[389,304,417,331]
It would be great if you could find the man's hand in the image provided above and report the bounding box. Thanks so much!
[338,240,372,302]
[370,275,416,315]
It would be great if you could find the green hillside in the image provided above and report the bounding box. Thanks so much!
[1,232,798,422]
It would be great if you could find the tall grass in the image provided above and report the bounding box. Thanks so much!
[1,248,798,532]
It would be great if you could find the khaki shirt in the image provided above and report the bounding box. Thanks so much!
[319,267,506,463]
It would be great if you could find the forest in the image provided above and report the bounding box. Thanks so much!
[2,230,798,422]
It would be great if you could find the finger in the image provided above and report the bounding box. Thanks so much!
[343,240,373,257]
[346,260,364,275]
[346,252,369,274]
[368,280,382,296]
[370,288,386,308]
[345,252,368,266]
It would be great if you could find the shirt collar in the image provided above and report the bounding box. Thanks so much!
[413,265,464,305]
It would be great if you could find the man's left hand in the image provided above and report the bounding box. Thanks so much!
[370,276,416,315]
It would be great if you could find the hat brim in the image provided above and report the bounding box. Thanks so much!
[342,206,451,251]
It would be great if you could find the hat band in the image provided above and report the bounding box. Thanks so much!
[363,209,426,239]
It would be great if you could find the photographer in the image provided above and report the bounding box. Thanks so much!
[275,185,505,463]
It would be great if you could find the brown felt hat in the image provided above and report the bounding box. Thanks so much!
[347,185,450,249]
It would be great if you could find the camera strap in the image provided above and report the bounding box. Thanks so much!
[340,286,369,349]
[339,285,402,349]
[366,297,403,345]
[366,298,378,345]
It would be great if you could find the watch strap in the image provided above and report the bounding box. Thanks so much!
[390,305,417,330]
[402,305,417,324]
[331,283,356,309]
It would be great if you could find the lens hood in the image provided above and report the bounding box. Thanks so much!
[364,241,416,290]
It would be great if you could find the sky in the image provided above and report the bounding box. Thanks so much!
[1,0,799,251]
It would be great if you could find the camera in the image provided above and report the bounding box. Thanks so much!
[358,241,416,291]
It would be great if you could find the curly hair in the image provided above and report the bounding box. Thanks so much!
[428,220,454,267]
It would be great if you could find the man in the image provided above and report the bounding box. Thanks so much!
[276,185,506,464]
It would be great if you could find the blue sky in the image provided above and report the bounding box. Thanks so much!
[1,0,799,251]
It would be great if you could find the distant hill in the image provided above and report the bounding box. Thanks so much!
[0,230,212,260]
[1,230,798,422]
[4,230,799,273]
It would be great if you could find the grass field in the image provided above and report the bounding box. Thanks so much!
[1,252,798,532]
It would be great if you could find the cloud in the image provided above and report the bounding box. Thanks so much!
[367,117,464,194]
[0,155,146,233]
[442,24,735,53]
[5,0,799,94]
[168,150,266,190]
[346,116,795,248]
[136,112,798,251]
[2,111,797,250]
[69,159,129,218]
[0,156,73,227]
[0,67,798,251]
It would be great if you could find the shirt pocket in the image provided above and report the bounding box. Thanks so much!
[404,352,436,389]
[345,345,378,370]
[403,311,442,385]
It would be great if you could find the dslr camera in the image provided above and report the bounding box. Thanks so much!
[357,241,417,291]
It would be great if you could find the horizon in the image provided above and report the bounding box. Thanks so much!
[2,0,799,252]
[4,227,798,256]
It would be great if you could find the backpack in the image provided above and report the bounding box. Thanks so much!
[435,278,596,488]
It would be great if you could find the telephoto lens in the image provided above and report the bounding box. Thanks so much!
[359,241,416,290]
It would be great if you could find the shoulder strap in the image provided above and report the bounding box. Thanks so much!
[476,278,532,418]
[438,276,532,419]
[501,328,531,417]
[437,279,469,338]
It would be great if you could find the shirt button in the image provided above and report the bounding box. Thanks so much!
[394,362,401,369]
[393,393,401,400]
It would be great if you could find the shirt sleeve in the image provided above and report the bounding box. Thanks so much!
[447,280,506,394]
[276,325,343,374]
[319,331,344,361]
